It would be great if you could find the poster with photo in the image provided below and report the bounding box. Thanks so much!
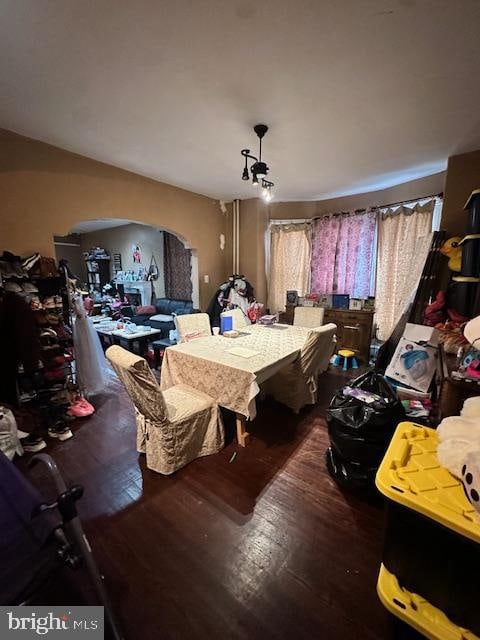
[132,245,142,263]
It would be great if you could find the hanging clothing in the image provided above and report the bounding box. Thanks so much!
[0,292,41,405]
[72,296,110,395]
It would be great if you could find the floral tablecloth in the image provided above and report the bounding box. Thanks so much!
[160,324,310,419]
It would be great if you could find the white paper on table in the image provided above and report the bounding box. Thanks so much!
[227,347,260,359]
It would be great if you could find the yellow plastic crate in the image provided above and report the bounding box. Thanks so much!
[375,422,480,544]
[377,564,479,640]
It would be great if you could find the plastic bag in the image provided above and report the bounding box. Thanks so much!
[326,370,405,483]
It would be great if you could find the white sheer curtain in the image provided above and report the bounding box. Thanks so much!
[375,199,435,341]
[267,223,311,313]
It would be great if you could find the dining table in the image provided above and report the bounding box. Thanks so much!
[160,323,311,446]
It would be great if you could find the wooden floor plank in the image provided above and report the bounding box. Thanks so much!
[20,365,391,639]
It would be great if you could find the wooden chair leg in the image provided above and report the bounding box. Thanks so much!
[235,413,250,447]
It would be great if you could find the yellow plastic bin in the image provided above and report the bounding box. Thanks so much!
[375,422,480,636]
[377,564,478,640]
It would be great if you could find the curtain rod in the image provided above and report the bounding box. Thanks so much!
[375,191,443,211]
[311,191,443,219]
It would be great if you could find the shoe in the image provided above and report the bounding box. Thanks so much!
[48,422,73,441]
[45,368,66,383]
[22,281,39,294]
[68,397,95,418]
[0,260,15,278]
[20,433,47,452]
[45,312,60,325]
[31,297,43,311]
[4,281,22,293]
[22,253,40,272]
[54,295,63,309]
[19,390,38,403]
[43,297,55,309]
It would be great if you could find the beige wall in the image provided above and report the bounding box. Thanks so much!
[239,171,446,309]
[442,150,480,236]
[266,172,446,220]
[0,128,228,308]
[78,224,166,298]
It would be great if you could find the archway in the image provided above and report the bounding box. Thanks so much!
[54,218,199,308]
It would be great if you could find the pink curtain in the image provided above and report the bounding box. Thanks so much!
[311,211,376,298]
[310,216,340,294]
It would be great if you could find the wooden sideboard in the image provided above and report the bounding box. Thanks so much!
[280,306,374,363]
[323,309,374,363]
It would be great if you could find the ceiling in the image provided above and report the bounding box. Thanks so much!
[1,0,480,202]
[69,219,134,234]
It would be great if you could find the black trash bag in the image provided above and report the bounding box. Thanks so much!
[325,446,378,492]
[326,370,405,477]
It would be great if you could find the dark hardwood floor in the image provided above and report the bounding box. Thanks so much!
[23,366,392,640]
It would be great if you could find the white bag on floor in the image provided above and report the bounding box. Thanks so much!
[0,406,23,460]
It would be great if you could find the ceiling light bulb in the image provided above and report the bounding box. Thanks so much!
[242,167,249,181]
[252,174,259,186]
[263,189,273,202]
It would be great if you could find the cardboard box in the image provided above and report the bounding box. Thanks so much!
[385,324,439,393]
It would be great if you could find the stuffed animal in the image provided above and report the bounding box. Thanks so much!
[440,237,463,272]
[436,396,480,514]
[424,291,446,326]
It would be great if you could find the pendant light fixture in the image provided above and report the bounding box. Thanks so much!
[241,124,275,201]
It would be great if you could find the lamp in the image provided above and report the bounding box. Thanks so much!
[241,124,275,199]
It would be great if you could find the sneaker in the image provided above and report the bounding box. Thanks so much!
[22,281,39,294]
[54,295,63,309]
[31,297,43,311]
[43,297,56,309]
[20,433,47,452]
[4,281,22,293]
[48,422,73,441]
[19,391,37,403]
[22,253,41,272]
[45,312,60,325]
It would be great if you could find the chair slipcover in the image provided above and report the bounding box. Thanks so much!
[106,346,224,474]
[221,308,250,329]
[263,323,337,412]
[175,313,211,342]
[293,306,325,328]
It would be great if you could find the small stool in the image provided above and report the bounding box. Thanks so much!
[331,349,359,371]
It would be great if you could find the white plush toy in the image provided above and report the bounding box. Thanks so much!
[436,395,480,514]
[438,438,480,479]
[461,396,480,418]
[461,451,480,507]
[437,415,480,442]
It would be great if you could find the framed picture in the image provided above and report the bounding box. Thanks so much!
[317,294,332,309]
[286,290,298,306]
[349,298,363,311]
[132,245,142,264]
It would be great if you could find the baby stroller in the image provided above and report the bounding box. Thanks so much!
[0,451,123,640]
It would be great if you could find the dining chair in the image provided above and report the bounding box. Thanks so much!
[263,323,337,413]
[222,307,249,329]
[174,312,212,342]
[293,306,325,328]
[106,345,224,474]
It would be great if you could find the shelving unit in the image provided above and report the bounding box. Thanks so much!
[85,256,111,292]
